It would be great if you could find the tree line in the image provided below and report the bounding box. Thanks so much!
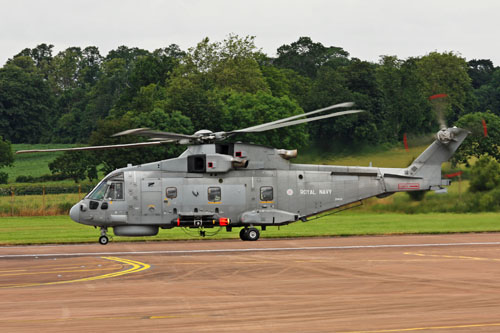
[0,35,499,180]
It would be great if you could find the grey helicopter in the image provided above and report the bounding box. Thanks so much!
[17,102,469,244]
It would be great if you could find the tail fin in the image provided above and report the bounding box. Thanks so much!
[408,127,469,185]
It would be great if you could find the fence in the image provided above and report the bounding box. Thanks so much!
[0,184,94,216]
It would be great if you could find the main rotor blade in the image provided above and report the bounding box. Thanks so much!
[113,128,198,140]
[234,109,364,133]
[232,102,354,133]
[15,141,172,154]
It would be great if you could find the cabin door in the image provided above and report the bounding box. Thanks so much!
[141,178,162,224]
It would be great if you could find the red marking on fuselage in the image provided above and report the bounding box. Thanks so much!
[398,183,420,190]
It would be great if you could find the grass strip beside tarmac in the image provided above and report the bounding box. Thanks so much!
[0,213,498,245]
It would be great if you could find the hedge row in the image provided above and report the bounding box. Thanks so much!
[0,184,96,196]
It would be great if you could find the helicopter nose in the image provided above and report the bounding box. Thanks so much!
[69,203,80,223]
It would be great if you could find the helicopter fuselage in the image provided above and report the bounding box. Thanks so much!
[68,133,466,243]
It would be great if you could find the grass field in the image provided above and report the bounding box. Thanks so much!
[0,193,81,216]
[0,212,498,245]
[5,144,75,182]
[295,143,428,168]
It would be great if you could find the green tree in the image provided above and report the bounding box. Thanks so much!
[50,47,84,91]
[48,151,96,183]
[80,46,104,86]
[39,46,103,143]
[0,136,14,168]
[452,112,500,164]
[416,52,475,123]
[165,73,227,131]
[175,35,269,94]
[106,45,149,64]
[468,156,500,192]
[0,136,14,184]
[275,37,350,78]
[340,59,382,141]
[12,43,54,80]
[474,68,500,116]
[0,57,54,143]
[63,57,130,142]
[304,65,375,147]
[221,91,308,148]
[120,83,194,137]
[260,65,312,107]
[468,59,495,89]
[113,45,184,112]
[88,109,194,175]
[376,56,432,140]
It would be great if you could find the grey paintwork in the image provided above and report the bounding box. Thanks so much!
[69,127,469,239]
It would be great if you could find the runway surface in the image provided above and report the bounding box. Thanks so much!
[3,233,500,332]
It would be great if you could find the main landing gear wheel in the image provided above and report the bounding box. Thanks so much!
[99,235,109,245]
[240,227,260,241]
[239,228,248,241]
[246,227,260,241]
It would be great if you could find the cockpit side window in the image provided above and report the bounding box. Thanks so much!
[86,172,124,200]
[106,182,124,200]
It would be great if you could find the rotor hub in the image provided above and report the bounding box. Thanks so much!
[194,129,216,143]
[436,128,454,144]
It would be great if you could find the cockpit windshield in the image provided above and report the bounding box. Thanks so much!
[86,172,124,200]
[87,181,108,200]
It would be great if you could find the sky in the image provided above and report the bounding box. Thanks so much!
[1,0,500,66]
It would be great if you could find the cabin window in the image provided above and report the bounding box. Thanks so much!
[166,187,177,199]
[260,186,273,201]
[208,187,221,202]
[106,182,124,200]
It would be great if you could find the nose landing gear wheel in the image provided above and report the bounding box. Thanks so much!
[99,235,109,245]
[99,226,109,245]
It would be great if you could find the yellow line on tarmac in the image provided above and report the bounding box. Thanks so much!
[0,269,26,273]
[404,252,500,262]
[0,266,118,277]
[0,257,150,289]
[340,322,500,332]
